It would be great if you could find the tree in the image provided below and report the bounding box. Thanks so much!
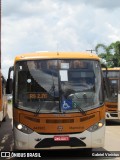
[95,43,114,67]
[95,41,120,67]
[108,41,120,67]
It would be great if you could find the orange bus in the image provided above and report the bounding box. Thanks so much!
[7,52,105,150]
[103,67,120,119]
[103,68,120,119]
[0,71,7,126]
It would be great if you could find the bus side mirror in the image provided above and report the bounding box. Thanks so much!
[6,66,14,94]
[6,78,13,94]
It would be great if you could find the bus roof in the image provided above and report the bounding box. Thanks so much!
[15,52,99,62]
[102,67,120,71]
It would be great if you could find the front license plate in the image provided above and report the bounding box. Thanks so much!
[54,136,70,141]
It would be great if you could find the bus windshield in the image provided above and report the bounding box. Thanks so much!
[106,71,119,78]
[103,70,119,101]
[15,59,103,113]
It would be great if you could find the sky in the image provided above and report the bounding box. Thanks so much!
[1,0,120,78]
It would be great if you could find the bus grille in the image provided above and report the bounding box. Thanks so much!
[46,119,74,123]
[108,106,117,108]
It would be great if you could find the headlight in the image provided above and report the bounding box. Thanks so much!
[87,119,105,132]
[14,121,33,134]
[98,122,103,127]
[17,124,23,130]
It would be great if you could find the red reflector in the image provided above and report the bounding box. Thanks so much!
[54,136,70,141]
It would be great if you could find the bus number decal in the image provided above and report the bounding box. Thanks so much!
[33,126,45,130]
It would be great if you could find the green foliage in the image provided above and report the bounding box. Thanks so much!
[95,41,120,67]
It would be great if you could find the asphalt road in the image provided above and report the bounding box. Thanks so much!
[0,103,120,160]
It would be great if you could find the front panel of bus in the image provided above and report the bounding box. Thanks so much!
[103,70,120,119]
[13,59,105,150]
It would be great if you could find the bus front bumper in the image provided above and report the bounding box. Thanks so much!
[14,124,105,150]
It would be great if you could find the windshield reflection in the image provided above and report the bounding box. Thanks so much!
[103,71,119,102]
[15,59,103,113]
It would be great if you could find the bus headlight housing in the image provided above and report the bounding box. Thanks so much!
[98,122,103,127]
[17,124,23,130]
[15,122,33,134]
[87,119,105,132]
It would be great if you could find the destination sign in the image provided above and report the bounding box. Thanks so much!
[28,93,48,99]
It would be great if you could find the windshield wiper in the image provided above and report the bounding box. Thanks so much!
[48,72,56,99]
[70,94,87,115]
[34,104,41,116]
[73,101,86,115]
[49,84,56,98]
